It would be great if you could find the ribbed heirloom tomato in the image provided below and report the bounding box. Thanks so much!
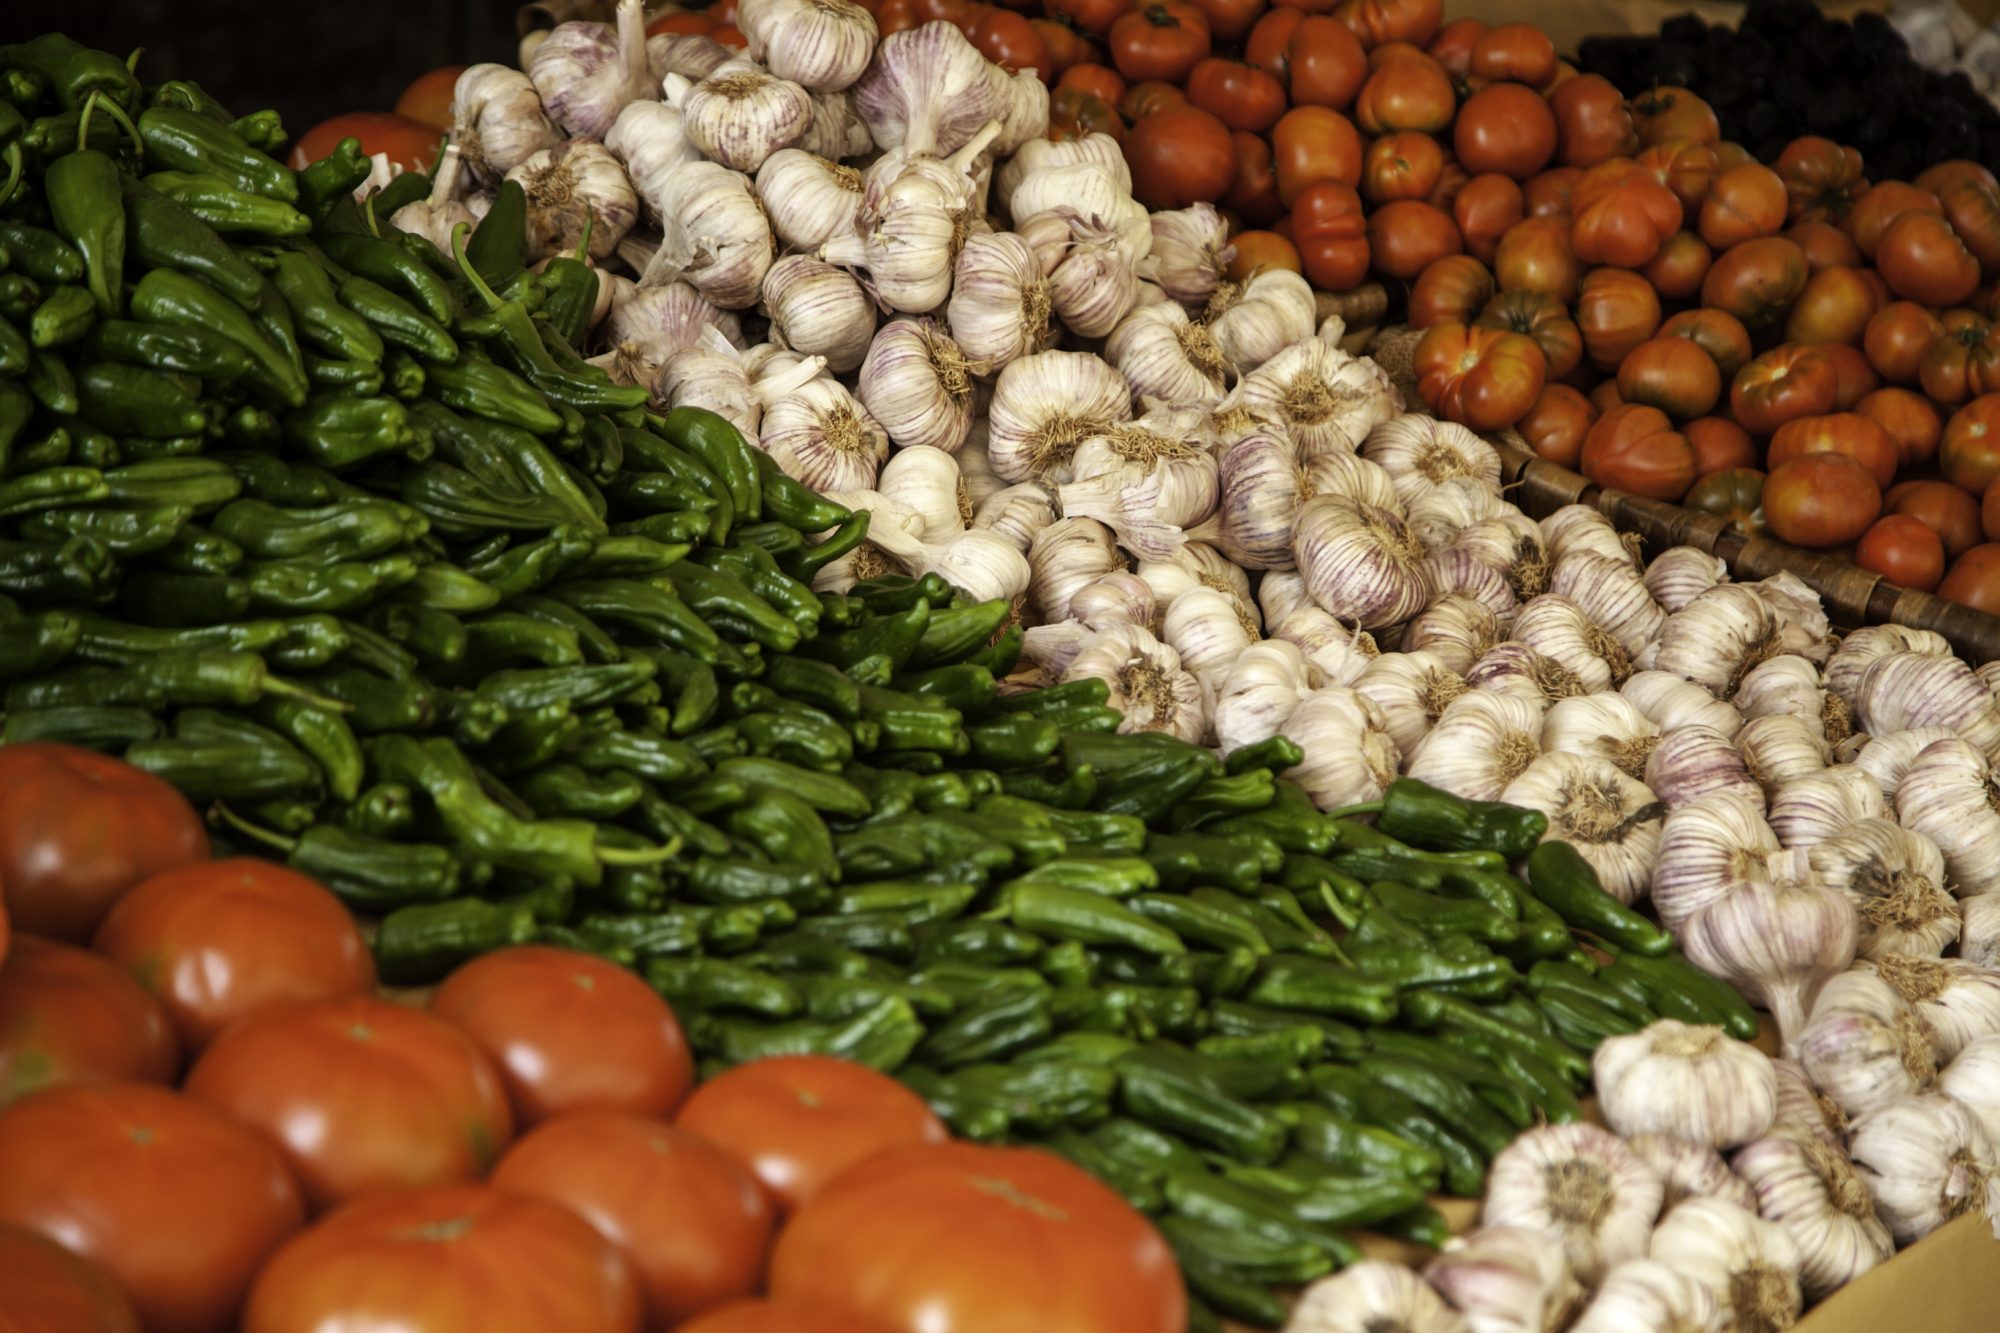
[1366,199,1460,279]
[1468,23,1556,88]
[1856,515,1946,590]
[1570,160,1683,268]
[1865,301,1946,384]
[1617,337,1721,419]
[1333,0,1444,48]
[1271,105,1362,206]
[1767,412,1899,488]
[1886,479,1983,556]
[1414,321,1546,430]
[1940,544,2000,611]
[1788,219,1864,270]
[0,936,179,1105]
[1185,57,1286,132]
[1942,395,2000,496]
[1784,265,1882,347]
[1363,130,1444,202]
[1189,0,1266,43]
[1049,88,1126,141]
[1846,180,1941,259]
[1454,174,1525,262]
[1523,166,1582,218]
[1918,310,2000,407]
[1764,454,1882,547]
[1286,15,1368,108]
[1732,344,1839,435]
[1547,74,1637,169]
[678,1303,896,1333]
[0,1222,140,1333]
[1453,83,1557,180]
[1685,467,1768,532]
[1938,176,2000,277]
[1636,138,1719,213]
[1494,216,1583,303]
[1577,267,1661,369]
[1642,232,1712,301]
[1660,308,1755,378]
[1123,105,1234,208]
[1700,236,1809,332]
[1426,16,1485,74]
[1699,163,1789,248]
[1876,210,1982,307]
[1229,229,1303,278]
[1858,387,1944,467]
[1108,2,1211,83]
[1580,404,1697,500]
[1630,86,1719,147]
[1292,181,1370,289]
[1408,255,1493,327]
[1685,416,1758,475]
[1354,45,1455,134]
[1226,129,1283,223]
[1775,136,1868,223]
[1477,289,1582,379]
[968,11,1051,75]
[1517,383,1597,468]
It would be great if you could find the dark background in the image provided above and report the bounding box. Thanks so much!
[0,1,524,137]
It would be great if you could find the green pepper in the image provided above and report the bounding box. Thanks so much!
[268,249,385,363]
[295,136,371,220]
[1399,989,1592,1086]
[27,284,95,349]
[1606,950,1760,1041]
[337,273,456,363]
[125,720,322,804]
[1526,839,1673,956]
[73,361,207,437]
[660,560,798,651]
[1279,1103,1444,1185]
[0,221,83,284]
[374,897,537,983]
[464,181,530,286]
[1160,1173,1361,1276]
[1224,734,1305,776]
[647,957,801,1019]
[549,578,721,663]
[118,178,268,315]
[1308,1065,1486,1197]
[1,34,143,113]
[317,230,453,324]
[700,996,923,1072]
[136,105,296,202]
[1241,953,1399,1024]
[142,170,309,236]
[3,704,160,749]
[129,266,306,409]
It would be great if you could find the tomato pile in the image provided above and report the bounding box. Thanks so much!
[0,743,1180,1333]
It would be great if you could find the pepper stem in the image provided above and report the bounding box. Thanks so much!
[93,95,144,155]
[212,802,301,854]
[363,192,381,238]
[598,835,682,866]
[126,47,144,72]
[261,674,354,713]
[77,91,97,152]
[452,220,505,312]
[1322,801,1384,820]
[0,145,21,212]
[1318,884,1361,932]
[572,208,594,263]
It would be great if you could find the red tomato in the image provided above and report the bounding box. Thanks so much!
[1858,387,1944,468]
[491,1113,771,1328]
[1846,180,1942,259]
[769,1143,1184,1333]
[1784,265,1883,347]
[1856,515,1946,590]
[1590,379,1625,414]
[1291,181,1370,289]
[1699,163,1789,248]
[1938,178,2000,279]
[0,1221,140,1333]
[1660,308,1754,379]
[1286,15,1368,107]
[678,1304,895,1333]
[393,66,466,133]
[1426,154,1469,212]
[1732,344,1839,435]
[289,113,443,174]
[1763,454,1882,547]
[1123,105,1234,208]
[1886,479,1984,556]
[1817,341,1879,410]
[1517,382,1598,468]
[647,11,715,34]
[1685,467,1768,532]
[1865,301,1946,384]
[1700,235,1809,332]
[1056,63,1128,104]
[1453,82,1557,180]
[1120,79,1187,120]
[243,1186,640,1333]
[1630,85,1719,147]
[1245,7,1305,78]
[1227,229,1304,279]
[1108,1,1211,83]
[0,936,177,1104]
[90,859,372,1054]
[0,745,207,943]
[1942,395,2000,497]
[1049,88,1127,142]
[1031,18,1095,76]
[1270,105,1362,206]
[1618,337,1721,419]
[1477,288,1583,379]
[0,1084,303,1333]
[1366,198,1462,280]
[1547,74,1637,169]
[1494,216,1582,303]
[1414,321,1547,429]
[1918,160,2000,196]
[1354,46,1456,134]
[1226,130,1285,225]
[184,996,514,1212]
[1331,0,1443,48]
[1362,130,1444,202]
[1686,416,1758,475]
[1185,58,1285,132]
[1454,173,1525,263]
[429,946,693,1127]
[1634,137,1718,214]
[1788,219,1865,270]
[1523,166,1582,219]
[1768,412,1899,488]
[1468,24,1556,88]
[1570,159,1683,268]
[1642,232,1712,301]
[1048,0,1134,34]
[1408,254,1494,327]
[1921,309,2000,408]
[1188,0,1267,42]
[969,10,1052,73]
[1940,543,2000,610]
[1774,135,1868,224]
[1878,210,1984,308]
[0,897,6,972]
[1577,266,1661,369]
[710,21,747,45]
[1427,17,1486,75]
[1580,403,1697,500]
[677,1056,948,1215]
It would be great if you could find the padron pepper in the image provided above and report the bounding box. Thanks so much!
[137,106,297,202]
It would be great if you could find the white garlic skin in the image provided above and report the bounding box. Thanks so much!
[1847,1093,2000,1244]
[1647,1197,1803,1333]
[505,138,637,263]
[1481,1123,1664,1283]
[1408,690,1545,802]
[737,0,877,92]
[1565,1259,1723,1333]
[1799,966,1943,1120]
[1853,727,1959,805]
[852,20,1003,158]
[1294,495,1431,632]
[1731,1131,1893,1299]
[1939,1034,2000,1150]
[1595,1021,1778,1149]
[1644,545,1730,613]
[451,63,562,185]
[1963,896,2000,971]
[1648,792,1781,935]
[1683,877,1859,1058]
[1628,1133,1758,1214]
[856,318,975,454]
[1824,625,1955,705]
[1767,764,1886,850]
[1281,687,1401,811]
[1645,724,1764,813]
[1361,413,1503,508]
[1771,1056,1848,1148]
[1808,819,1959,961]
[1291,1259,1468,1333]
[1501,752,1663,906]
[985,351,1132,485]
[1423,1225,1580,1333]
[1897,738,2000,897]
[1403,594,1501,677]
[1205,269,1317,372]
[1623,671,1744,738]
[760,256,875,374]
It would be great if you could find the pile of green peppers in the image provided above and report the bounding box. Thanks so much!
[0,34,1763,1331]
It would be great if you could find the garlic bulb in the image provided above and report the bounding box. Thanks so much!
[986,351,1131,484]
[1766,766,1886,850]
[1809,820,1959,960]
[1467,643,1588,708]
[1872,955,2000,1058]
[1502,753,1664,904]
[1684,878,1857,1055]
[1547,551,1664,657]
[1137,542,1256,627]
[874,445,966,543]
[1289,1260,1468,1333]
[974,483,1056,554]
[1406,478,1507,555]
[665,61,813,172]
[1205,430,1346,571]
[1755,573,1834,664]
[1541,695,1660,781]
[1896,738,2000,897]
[1853,727,1958,803]
[1737,715,1832,795]
[852,20,1002,157]
[1771,1057,1848,1148]
[1161,587,1255,683]
[1068,571,1154,632]
[947,230,1054,373]
[1624,671,1745,737]
[528,0,651,140]
[738,0,875,92]
[824,135,993,315]
[1645,546,1730,614]
[1542,504,1638,569]
[1424,1225,1581,1333]
[1648,1198,1803,1333]
[1596,1021,1778,1148]
[1283,688,1401,810]
[1408,691,1545,801]
[390,142,483,260]
[1939,1035,2000,1147]
[1275,606,1379,687]
[1645,725,1764,812]
[1227,337,1400,460]
[760,256,874,373]
[1205,269,1317,371]
[1027,517,1121,623]
[1649,793,1782,934]
[1629,1134,1759,1214]
[1651,585,1782,699]
[1260,570,1311,628]
[1734,656,1839,738]
[1137,203,1232,309]
[758,377,888,492]
[1854,650,2000,759]
[1061,623,1205,742]
[1404,595,1501,677]
[1009,172,1150,267]
[506,138,636,262]
[1731,1133,1893,1299]
[651,161,774,309]
[656,328,761,436]
[754,150,863,251]
[1799,967,1943,1119]
[1847,1094,2000,1244]
[1511,596,1635,695]
[1104,301,1232,409]
[987,65,1051,158]
[1964,896,2000,970]
[1295,496,1431,631]
[1443,518,1545,609]
[1361,414,1503,508]
[1212,641,1320,755]
[451,64,561,184]
[1064,410,1219,537]
[797,86,874,160]
[1481,1123,1664,1283]
[1424,546,1521,625]
[994,135,1130,219]
[1355,651,1469,757]
[1046,218,1139,339]
[1566,1260,1723,1333]
[855,318,975,454]
[1824,625,1955,705]
[606,100,703,227]
[603,279,741,365]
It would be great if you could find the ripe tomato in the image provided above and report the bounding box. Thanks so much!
[0,936,177,1104]
[1291,181,1369,288]
[1363,130,1444,202]
[677,1303,897,1333]
[1271,105,1363,206]
[430,946,694,1127]
[1494,216,1582,303]
[1049,88,1127,142]
[1354,47,1455,134]
[1570,160,1683,268]
[1774,135,1868,224]
[243,1186,640,1333]
[1858,387,1944,468]
[1453,82,1557,180]
[1108,1,1210,82]
[1940,543,2000,611]
[1700,235,1809,331]
[1120,79,1187,119]
[1788,219,1864,270]
[1523,166,1582,219]
[1517,382,1598,467]
[1685,416,1758,475]
[1057,63,1128,104]
[1660,308,1754,379]
[0,745,207,943]
[184,996,514,1212]
[1942,395,2000,496]
[1846,180,1942,259]
[1477,288,1583,379]
[1367,198,1461,280]
[1408,254,1494,327]
[1454,173,1525,262]
[1818,341,1880,409]
[1865,301,1946,384]
[1030,19,1093,77]
[491,1113,772,1327]
[1414,321,1546,430]
[1618,337,1721,419]
[393,66,466,133]
[1878,211,1983,307]
[1763,454,1882,547]
[1227,229,1305,279]
[90,859,372,1054]
[1634,138,1718,214]
[1642,232,1712,301]
[1226,129,1284,224]
[1468,24,1556,88]
[1685,467,1768,532]
[770,1143,1184,1333]
[1699,163,1789,248]
[1630,85,1719,147]
[1332,0,1443,47]
[1938,178,2000,278]
[1916,160,1999,196]
[1188,0,1266,43]
[1579,403,1697,500]
[1048,0,1133,34]
[970,10,1052,74]
[1856,515,1946,590]
[0,1222,140,1333]
[1886,479,1983,556]
[1186,57,1285,132]
[1287,15,1368,107]
[1547,74,1637,169]
[290,113,442,174]
[0,1084,303,1333]
[1426,155,1470,211]
[676,1055,948,1215]
[1123,105,1234,208]
[1427,17,1486,76]
[1245,7,1305,79]
[1732,344,1839,435]
[1768,412,1899,488]
[1783,265,1882,347]
[1590,380,1625,414]
[1918,309,2000,407]
[1577,266,1661,369]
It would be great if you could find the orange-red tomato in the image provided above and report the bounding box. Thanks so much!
[1768,412,1899,488]
[1660,307,1755,379]
[1048,0,1136,34]
[0,1084,305,1333]
[289,113,442,174]
[1774,135,1868,223]
[1685,467,1769,531]
[184,996,514,1213]
[1943,395,2000,496]
[1120,78,1188,119]
[1699,163,1789,248]
[1763,454,1882,547]
[1245,7,1306,78]
[0,1222,141,1333]
[769,1144,1186,1333]
[1290,181,1369,288]
[1847,180,1942,259]
[1354,47,1456,134]
[1579,403,1697,500]
[1517,383,1598,467]
[1819,341,1880,410]
[1590,379,1625,414]
[1228,229,1305,280]
[970,10,1052,73]
[1788,219,1865,270]
[1108,1,1211,82]
[1494,216,1582,303]
[0,936,178,1105]
[1858,387,1945,468]
[1877,210,1984,307]
[1886,479,1984,556]
[1855,515,1945,590]
[1547,74,1637,169]
[1453,82,1557,180]
[1057,63,1129,104]
[1634,137,1718,213]
[1031,19,1094,77]
[1942,542,2000,609]
[1643,232,1712,301]
[393,66,466,132]
[1426,155,1469,211]
[677,1302,899,1333]
[1468,23,1556,88]
[1427,17,1487,76]
[1865,301,1947,384]
[1630,85,1719,147]
[492,1113,773,1328]
[1700,235,1810,332]
[91,859,373,1055]
[1732,344,1840,435]
[1366,198,1461,280]
[1225,129,1284,224]
[1286,14,1368,107]
[1685,416,1758,475]
[1186,57,1286,132]
[1331,0,1443,47]
[1050,88,1128,142]
[1362,130,1444,202]
[1454,173,1525,263]
[1188,0,1268,42]
[1476,289,1583,380]
[1918,160,2000,196]
[1919,309,2000,407]
[1408,255,1494,328]
[1271,105,1363,206]
[1784,265,1883,347]
[1577,266,1661,369]
[1570,159,1683,268]
[1938,177,2000,279]
[1522,167,1582,220]
[1414,321,1547,430]
[1618,337,1721,419]
[1123,105,1235,208]
[242,1186,641,1333]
